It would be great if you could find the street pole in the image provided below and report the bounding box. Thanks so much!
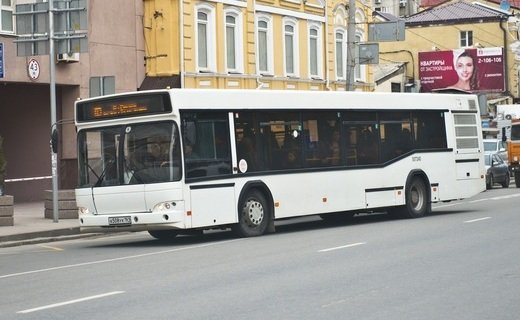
[346,0,356,91]
[49,0,59,223]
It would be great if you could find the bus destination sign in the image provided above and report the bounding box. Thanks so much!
[91,103,149,118]
[76,92,172,122]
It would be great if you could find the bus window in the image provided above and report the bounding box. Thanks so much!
[235,112,263,172]
[380,112,412,162]
[343,112,379,166]
[301,112,341,167]
[181,112,232,179]
[257,112,303,170]
[413,111,447,149]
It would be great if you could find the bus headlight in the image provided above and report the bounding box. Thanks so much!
[514,156,519,162]
[153,202,176,212]
[78,207,90,215]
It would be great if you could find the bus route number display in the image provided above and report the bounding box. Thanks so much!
[76,93,172,122]
[91,103,148,118]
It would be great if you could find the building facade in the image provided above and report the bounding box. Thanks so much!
[142,0,375,92]
[0,0,145,201]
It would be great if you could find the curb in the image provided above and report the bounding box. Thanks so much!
[0,228,101,248]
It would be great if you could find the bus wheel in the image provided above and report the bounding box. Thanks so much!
[233,190,271,237]
[148,229,178,240]
[397,177,429,219]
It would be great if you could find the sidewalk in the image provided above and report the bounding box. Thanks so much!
[0,201,86,247]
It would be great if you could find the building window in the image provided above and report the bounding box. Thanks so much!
[284,18,299,77]
[1,0,13,33]
[90,76,115,97]
[355,33,366,82]
[257,16,273,75]
[225,9,243,73]
[308,23,323,79]
[460,31,473,47]
[196,5,216,72]
[335,30,345,80]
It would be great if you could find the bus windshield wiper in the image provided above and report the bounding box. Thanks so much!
[94,158,116,187]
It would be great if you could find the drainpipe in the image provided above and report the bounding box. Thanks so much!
[500,17,510,96]
[180,0,185,88]
[325,1,331,90]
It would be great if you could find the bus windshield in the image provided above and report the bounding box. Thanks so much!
[77,121,181,187]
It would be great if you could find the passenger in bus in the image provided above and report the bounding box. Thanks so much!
[358,127,378,164]
[237,130,258,171]
[184,144,199,159]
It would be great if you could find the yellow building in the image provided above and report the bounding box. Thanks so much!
[142,0,375,91]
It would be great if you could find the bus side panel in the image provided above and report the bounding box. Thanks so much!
[189,185,236,228]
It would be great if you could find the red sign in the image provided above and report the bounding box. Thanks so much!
[419,48,505,93]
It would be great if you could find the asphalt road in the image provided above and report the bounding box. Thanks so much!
[1,186,519,320]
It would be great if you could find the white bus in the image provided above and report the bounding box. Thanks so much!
[75,89,486,239]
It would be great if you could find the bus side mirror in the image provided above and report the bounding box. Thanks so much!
[502,127,507,142]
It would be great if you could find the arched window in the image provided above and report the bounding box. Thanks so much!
[283,18,299,77]
[196,5,216,72]
[224,8,244,73]
[308,22,323,79]
[257,15,273,75]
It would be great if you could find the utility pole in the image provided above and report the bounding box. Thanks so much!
[49,0,59,223]
[346,0,357,91]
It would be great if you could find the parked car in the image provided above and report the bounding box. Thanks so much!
[485,153,510,189]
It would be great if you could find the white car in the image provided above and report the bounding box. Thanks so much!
[483,139,508,164]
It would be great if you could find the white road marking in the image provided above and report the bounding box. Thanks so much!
[464,217,492,223]
[17,291,124,314]
[36,244,64,251]
[318,242,366,253]
[0,239,241,280]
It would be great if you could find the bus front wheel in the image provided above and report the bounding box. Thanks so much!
[233,190,271,237]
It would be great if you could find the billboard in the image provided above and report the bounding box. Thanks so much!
[419,47,505,93]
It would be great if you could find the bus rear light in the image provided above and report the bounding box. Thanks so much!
[322,197,327,202]
[187,211,192,216]
[275,202,280,207]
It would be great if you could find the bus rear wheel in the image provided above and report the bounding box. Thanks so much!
[391,177,430,218]
[233,190,271,237]
[148,229,178,240]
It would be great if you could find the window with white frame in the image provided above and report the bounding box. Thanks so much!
[225,8,243,73]
[284,18,299,77]
[257,15,273,75]
[1,0,13,33]
[335,30,346,80]
[196,5,216,72]
[308,23,323,79]
[354,33,366,82]
[460,30,473,47]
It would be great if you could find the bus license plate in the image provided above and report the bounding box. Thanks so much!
[108,216,131,226]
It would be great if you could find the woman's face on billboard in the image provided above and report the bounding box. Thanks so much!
[455,56,474,81]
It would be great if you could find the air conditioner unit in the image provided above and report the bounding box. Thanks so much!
[399,0,406,7]
[56,52,80,63]
[375,0,382,4]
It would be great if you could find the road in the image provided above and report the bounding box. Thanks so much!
[1,186,519,320]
